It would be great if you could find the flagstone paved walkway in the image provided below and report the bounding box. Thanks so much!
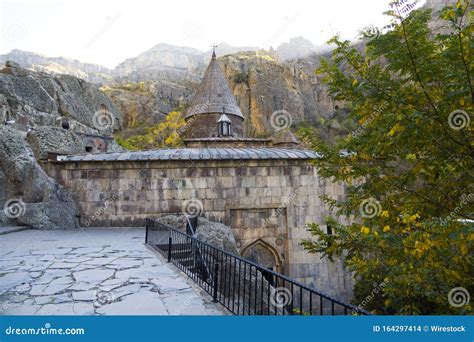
[0,228,226,315]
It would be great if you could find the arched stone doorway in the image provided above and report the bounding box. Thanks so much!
[241,240,282,285]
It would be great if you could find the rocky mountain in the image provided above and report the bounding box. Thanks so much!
[204,42,260,57]
[276,36,329,60]
[114,42,261,83]
[114,43,205,83]
[0,49,113,84]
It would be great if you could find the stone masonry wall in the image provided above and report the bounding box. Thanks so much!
[45,158,353,301]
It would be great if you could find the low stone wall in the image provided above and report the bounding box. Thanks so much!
[45,158,353,302]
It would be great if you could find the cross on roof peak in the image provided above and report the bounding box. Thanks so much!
[211,44,218,58]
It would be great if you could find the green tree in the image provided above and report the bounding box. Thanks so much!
[301,0,473,314]
[115,110,186,150]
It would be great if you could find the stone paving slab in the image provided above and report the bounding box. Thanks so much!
[0,228,226,315]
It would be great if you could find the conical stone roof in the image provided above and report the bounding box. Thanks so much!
[185,53,244,120]
[272,129,300,147]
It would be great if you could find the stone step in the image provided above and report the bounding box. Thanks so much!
[153,244,210,280]
[156,243,193,251]
[0,225,30,235]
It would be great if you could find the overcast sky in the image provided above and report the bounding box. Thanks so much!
[0,0,426,68]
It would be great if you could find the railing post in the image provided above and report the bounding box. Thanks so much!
[213,263,219,303]
[145,220,149,244]
[167,237,172,262]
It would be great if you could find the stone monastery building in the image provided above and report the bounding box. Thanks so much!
[49,51,353,301]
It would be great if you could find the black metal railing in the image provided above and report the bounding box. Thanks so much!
[145,218,369,316]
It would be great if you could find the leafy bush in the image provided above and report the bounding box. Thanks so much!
[302,0,473,314]
[115,111,186,150]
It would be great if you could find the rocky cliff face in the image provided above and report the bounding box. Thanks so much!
[0,126,79,229]
[423,0,467,33]
[102,80,194,136]
[219,51,336,136]
[0,62,123,228]
[0,61,122,136]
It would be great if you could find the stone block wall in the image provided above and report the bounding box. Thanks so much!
[46,158,353,301]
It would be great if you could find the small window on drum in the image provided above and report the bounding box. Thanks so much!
[326,225,333,235]
[217,112,232,137]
